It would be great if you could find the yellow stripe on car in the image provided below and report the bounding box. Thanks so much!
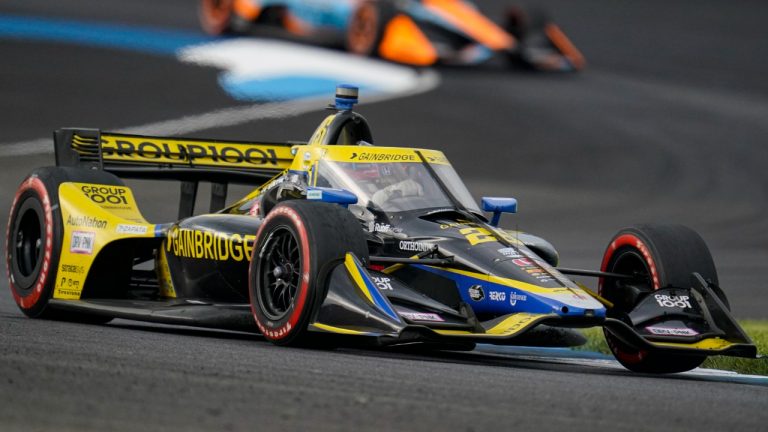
[653,337,736,351]
[344,253,374,304]
[310,323,368,335]
[433,313,554,338]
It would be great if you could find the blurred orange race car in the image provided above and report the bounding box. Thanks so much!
[199,0,585,71]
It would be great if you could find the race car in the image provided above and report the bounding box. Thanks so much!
[6,86,756,374]
[198,0,585,71]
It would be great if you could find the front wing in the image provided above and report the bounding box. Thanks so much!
[308,254,757,358]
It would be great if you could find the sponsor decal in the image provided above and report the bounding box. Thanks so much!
[306,189,323,200]
[512,258,535,267]
[515,258,555,284]
[372,276,393,291]
[166,226,256,261]
[459,227,496,246]
[509,292,528,306]
[70,231,95,254]
[439,220,475,230]
[497,247,522,258]
[80,185,129,206]
[116,224,148,235]
[646,326,699,337]
[654,294,692,309]
[66,215,107,229]
[489,291,506,302]
[58,276,82,297]
[101,137,281,167]
[350,152,416,162]
[468,285,485,302]
[399,312,444,322]
[61,264,85,274]
[259,176,285,194]
[371,222,400,234]
[398,240,434,253]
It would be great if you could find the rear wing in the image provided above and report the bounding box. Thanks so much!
[54,128,296,217]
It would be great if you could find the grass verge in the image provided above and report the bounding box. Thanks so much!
[577,320,768,376]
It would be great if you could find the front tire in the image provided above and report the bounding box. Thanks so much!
[249,200,368,346]
[599,224,723,373]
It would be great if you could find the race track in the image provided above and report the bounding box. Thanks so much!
[1,1,767,430]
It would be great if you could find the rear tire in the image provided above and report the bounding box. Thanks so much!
[505,5,548,41]
[599,224,723,373]
[505,6,552,70]
[345,0,395,57]
[249,200,368,346]
[6,167,122,323]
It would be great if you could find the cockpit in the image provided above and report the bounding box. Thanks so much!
[311,147,480,214]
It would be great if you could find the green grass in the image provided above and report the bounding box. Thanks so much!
[576,320,768,376]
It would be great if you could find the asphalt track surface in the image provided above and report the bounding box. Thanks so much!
[1,1,767,431]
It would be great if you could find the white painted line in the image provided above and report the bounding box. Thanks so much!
[1,138,51,156]
[476,345,768,385]
[0,70,439,158]
[179,39,433,97]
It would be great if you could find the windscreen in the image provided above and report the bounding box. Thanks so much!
[314,158,480,213]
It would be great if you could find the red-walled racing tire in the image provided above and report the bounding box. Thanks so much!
[599,224,727,373]
[249,200,368,346]
[6,167,122,323]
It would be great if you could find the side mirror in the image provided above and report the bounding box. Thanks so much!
[481,197,517,227]
[307,187,358,208]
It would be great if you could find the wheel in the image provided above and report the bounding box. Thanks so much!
[6,167,122,322]
[249,200,368,346]
[345,0,395,57]
[505,6,553,70]
[199,0,235,35]
[599,224,726,373]
[505,5,548,41]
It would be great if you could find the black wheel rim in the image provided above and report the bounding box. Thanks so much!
[604,248,653,312]
[258,227,302,321]
[14,204,43,281]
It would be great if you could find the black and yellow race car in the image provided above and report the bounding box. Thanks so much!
[6,86,756,373]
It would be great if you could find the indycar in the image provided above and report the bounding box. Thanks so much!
[6,86,756,374]
[198,0,585,71]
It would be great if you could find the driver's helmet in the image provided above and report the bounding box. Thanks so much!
[315,160,428,211]
[316,162,395,189]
